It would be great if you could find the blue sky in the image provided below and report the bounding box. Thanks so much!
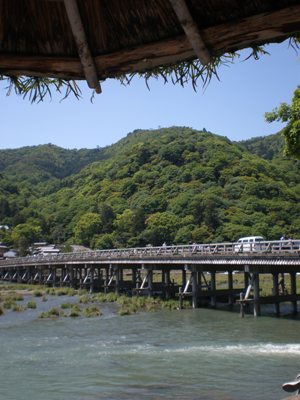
[1,40,299,150]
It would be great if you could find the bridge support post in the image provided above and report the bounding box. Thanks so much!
[228,270,234,307]
[70,266,74,288]
[244,271,249,292]
[89,268,94,293]
[148,269,153,297]
[104,266,110,293]
[97,267,102,290]
[17,268,22,283]
[165,269,171,300]
[210,271,216,307]
[79,267,83,289]
[59,266,64,287]
[115,267,120,295]
[182,268,186,289]
[28,267,33,284]
[191,268,198,308]
[132,268,137,294]
[253,272,261,317]
[272,272,280,317]
[290,272,297,315]
[38,267,43,285]
[178,287,183,309]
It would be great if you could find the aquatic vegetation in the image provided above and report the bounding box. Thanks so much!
[1,292,24,302]
[83,306,102,317]
[118,305,137,316]
[60,302,73,309]
[104,292,119,302]
[33,290,44,297]
[91,293,110,303]
[0,306,4,315]
[161,299,183,310]
[56,288,76,296]
[43,287,85,297]
[12,304,25,312]
[79,295,90,304]
[39,307,60,318]
[67,304,82,317]
[3,299,17,309]
[27,301,37,309]
[69,309,80,317]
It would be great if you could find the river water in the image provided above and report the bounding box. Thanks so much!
[0,296,299,400]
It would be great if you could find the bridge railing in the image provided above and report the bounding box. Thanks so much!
[0,240,299,267]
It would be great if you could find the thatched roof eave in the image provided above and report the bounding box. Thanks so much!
[1,0,299,100]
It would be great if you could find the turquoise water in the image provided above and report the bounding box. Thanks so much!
[0,298,299,400]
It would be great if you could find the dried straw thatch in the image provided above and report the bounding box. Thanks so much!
[1,0,299,100]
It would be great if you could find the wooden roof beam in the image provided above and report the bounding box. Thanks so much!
[1,5,300,80]
[168,0,211,65]
[63,0,101,93]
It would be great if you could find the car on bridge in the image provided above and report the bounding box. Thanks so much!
[234,236,265,253]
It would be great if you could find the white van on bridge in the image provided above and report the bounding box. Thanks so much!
[234,236,265,252]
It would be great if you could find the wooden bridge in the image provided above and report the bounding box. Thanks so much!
[1,240,300,317]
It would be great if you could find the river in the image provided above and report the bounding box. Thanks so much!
[0,295,299,400]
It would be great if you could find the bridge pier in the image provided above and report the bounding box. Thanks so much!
[210,271,216,308]
[104,266,109,293]
[253,272,261,317]
[191,268,198,309]
[272,272,280,317]
[182,268,187,289]
[228,271,234,307]
[147,268,153,297]
[132,268,137,290]
[70,265,74,287]
[164,269,171,300]
[115,266,120,295]
[90,268,94,293]
[290,272,298,315]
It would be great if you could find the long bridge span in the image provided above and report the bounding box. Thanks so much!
[1,240,300,316]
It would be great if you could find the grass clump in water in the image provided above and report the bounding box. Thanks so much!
[0,306,4,315]
[3,299,17,309]
[79,295,90,304]
[161,299,181,310]
[60,302,73,309]
[69,309,80,317]
[68,304,82,317]
[12,304,25,312]
[56,288,76,296]
[33,290,44,297]
[39,307,61,318]
[104,292,119,302]
[27,301,37,309]
[83,306,102,317]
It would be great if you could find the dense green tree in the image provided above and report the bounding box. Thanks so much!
[92,233,115,249]
[11,223,42,255]
[144,212,180,246]
[73,213,103,247]
[265,86,300,158]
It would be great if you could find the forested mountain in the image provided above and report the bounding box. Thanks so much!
[238,133,285,160]
[1,127,300,254]
[0,144,107,180]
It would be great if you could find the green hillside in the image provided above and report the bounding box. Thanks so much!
[1,127,300,254]
[238,132,285,160]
